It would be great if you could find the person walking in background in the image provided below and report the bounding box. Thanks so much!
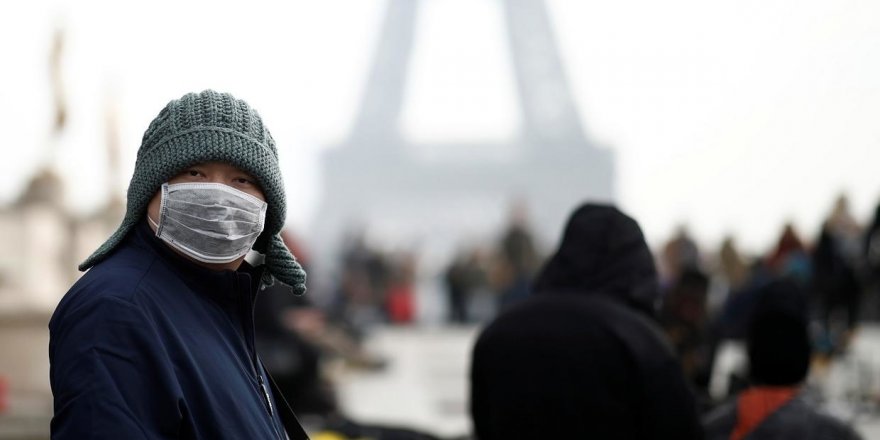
[765,223,811,284]
[493,200,541,310]
[813,194,863,354]
[660,268,712,396]
[703,279,863,439]
[334,229,392,330]
[445,248,490,324]
[445,250,474,324]
[470,203,703,439]
[862,201,880,321]
[658,226,713,392]
[719,236,750,293]
[661,225,702,288]
[385,251,417,324]
[49,90,309,439]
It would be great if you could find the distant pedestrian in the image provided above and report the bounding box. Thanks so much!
[813,195,863,351]
[445,249,487,324]
[494,201,540,309]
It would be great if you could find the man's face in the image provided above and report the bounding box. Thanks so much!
[145,161,265,269]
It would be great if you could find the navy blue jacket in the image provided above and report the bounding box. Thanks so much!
[50,220,307,439]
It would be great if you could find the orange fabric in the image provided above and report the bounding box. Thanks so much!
[730,386,798,440]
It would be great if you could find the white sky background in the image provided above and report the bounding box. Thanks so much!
[1,0,879,256]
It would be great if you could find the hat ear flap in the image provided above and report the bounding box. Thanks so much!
[264,233,307,295]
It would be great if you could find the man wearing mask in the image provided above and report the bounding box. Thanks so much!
[49,90,309,439]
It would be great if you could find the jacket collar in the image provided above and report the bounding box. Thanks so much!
[132,219,264,302]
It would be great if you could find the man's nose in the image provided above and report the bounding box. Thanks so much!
[205,174,228,185]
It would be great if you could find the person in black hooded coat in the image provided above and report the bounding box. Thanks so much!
[703,279,862,440]
[470,203,703,439]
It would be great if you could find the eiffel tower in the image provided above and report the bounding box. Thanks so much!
[312,0,614,271]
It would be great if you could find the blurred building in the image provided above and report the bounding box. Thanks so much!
[0,167,122,431]
[313,0,615,277]
[0,29,124,428]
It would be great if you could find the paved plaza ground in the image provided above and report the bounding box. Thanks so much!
[3,323,880,439]
[334,325,880,439]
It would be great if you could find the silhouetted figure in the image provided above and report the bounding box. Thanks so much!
[862,202,880,321]
[662,226,701,286]
[386,251,417,324]
[719,236,750,292]
[704,280,862,439]
[813,195,863,352]
[335,231,392,329]
[470,204,702,439]
[494,201,540,309]
[447,247,495,324]
[766,223,810,284]
[661,268,712,392]
[445,256,470,324]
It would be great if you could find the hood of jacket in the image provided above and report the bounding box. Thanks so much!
[533,203,659,317]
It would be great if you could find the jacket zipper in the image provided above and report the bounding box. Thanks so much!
[238,277,284,440]
[258,373,274,416]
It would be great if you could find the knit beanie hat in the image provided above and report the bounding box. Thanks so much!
[747,279,810,386]
[79,90,306,295]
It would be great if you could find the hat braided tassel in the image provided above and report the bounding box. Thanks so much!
[264,234,307,295]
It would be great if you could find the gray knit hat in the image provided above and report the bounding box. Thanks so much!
[79,90,306,294]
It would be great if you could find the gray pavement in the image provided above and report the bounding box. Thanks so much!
[334,324,880,439]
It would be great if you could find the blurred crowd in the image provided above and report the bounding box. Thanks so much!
[252,193,880,439]
[252,203,546,436]
[659,194,877,405]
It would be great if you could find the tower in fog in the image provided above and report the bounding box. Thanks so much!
[312,0,614,269]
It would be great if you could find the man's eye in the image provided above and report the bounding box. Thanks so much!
[235,177,252,184]
[187,170,200,177]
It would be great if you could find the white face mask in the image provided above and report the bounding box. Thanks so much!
[148,182,268,264]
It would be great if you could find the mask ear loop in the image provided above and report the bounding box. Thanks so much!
[147,215,160,231]
[147,183,170,236]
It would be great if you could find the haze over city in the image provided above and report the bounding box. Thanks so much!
[2,0,879,253]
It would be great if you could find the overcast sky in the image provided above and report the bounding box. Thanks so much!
[2,0,879,254]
